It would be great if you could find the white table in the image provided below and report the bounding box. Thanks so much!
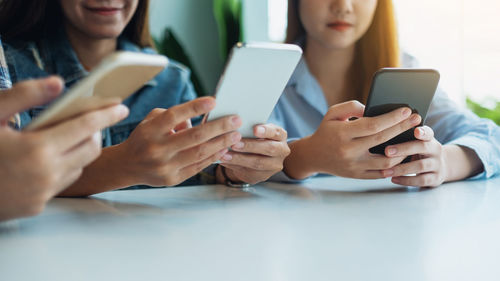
[2,176,500,281]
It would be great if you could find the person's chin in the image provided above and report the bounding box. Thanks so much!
[86,28,125,40]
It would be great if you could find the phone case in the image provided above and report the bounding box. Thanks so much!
[26,51,168,131]
[204,42,303,138]
[364,68,440,156]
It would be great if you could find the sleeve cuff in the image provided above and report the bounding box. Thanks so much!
[448,134,496,180]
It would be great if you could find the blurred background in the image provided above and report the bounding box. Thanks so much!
[149,0,500,124]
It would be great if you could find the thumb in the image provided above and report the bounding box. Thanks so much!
[0,76,64,122]
[324,100,365,121]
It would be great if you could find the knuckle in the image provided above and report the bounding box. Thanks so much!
[163,110,177,125]
[373,132,384,145]
[194,144,209,160]
[190,128,205,143]
[252,158,266,170]
[266,143,279,156]
[366,121,379,133]
[281,128,288,140]
[223,133,236,147]
[223,117,235,132]
[418,161,427,171]
[283,145,291,157]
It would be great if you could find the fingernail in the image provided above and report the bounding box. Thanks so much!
[418,127,425,136]
[384,169,394,177]
[203,100,215,111]
[233,142,244,149]
[256,126,265,136]
[116,105,129,119]
[232,132,241,143]
[402,108,411,117]
[232,116,242,127]
[221,154,232,162]
[411,115,421,124]
[387,147,397,156]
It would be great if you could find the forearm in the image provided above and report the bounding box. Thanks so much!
[58,145,136,197]
[283,137,318,180]
[444,144,484,182]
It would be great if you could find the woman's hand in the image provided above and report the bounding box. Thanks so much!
[217,124,291,185]
[0,77,129,220]
[382,126,483,187]
[113,97,243,187]
[283,101,422,180]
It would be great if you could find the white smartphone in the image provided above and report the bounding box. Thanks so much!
[203,42,303,138]
[26,51,168,131]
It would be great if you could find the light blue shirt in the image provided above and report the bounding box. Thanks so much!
[269,54,500,180]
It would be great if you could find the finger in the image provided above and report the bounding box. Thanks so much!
[349,107,413,138]
[385,139,440,158]
[414,126,435,141]
[231,139,289,157]
[172,131,241,168]
[382,158,439,178]
[0,76,63,121]
[148,97,216,134]
[176,148,229,185]
[174,119,192,132]
[357,113,421,148]
[362,154,407,170]
[167,115,242,151]
[253,124,287,141]
[44,104,129,153]
[219,152,281,172]
[324,100,365,121]
[355,170,386,180]
[392,173,440,187]
[143,108,166,122]
[62,132,102,173]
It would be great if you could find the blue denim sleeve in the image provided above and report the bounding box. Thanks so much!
[426,88,500,179]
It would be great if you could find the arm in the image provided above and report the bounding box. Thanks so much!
[59,97,243,197]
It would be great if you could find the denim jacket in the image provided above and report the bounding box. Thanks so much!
[3,29,210,187]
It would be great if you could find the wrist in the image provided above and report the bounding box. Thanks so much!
[106,143,141,187]
[283,136,318,180]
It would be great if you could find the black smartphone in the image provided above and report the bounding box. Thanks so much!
[363,68,440,156]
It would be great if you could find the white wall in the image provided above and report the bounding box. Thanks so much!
[149,0,224,94]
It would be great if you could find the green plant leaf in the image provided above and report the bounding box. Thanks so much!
[214,0,243,61]
[467,98,500,125]
[154,28,207,96]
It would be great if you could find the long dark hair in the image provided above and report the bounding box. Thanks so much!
[0,0,153,47]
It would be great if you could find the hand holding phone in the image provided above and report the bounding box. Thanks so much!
[363,68,440,155]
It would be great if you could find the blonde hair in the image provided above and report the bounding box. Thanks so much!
[286,0,401,102]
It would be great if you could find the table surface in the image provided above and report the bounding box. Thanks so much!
[1,176,500,281]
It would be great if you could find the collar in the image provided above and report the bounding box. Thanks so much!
[288,57,330,116]
[38,28,157,87]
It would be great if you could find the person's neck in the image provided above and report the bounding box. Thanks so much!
[65,23,117,71]
[304,37,356,106]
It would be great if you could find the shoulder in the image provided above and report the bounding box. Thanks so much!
[2,38,47,82]
[401,51,420,68]
[119,39,192,82]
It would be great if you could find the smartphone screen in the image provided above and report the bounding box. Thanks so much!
[363,68,440,155]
